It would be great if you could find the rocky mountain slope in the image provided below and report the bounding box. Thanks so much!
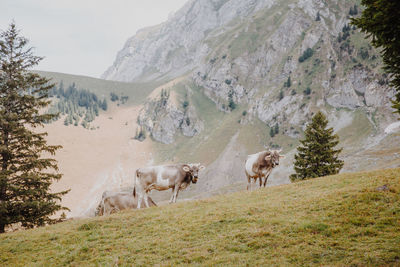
[100,0,399,201]
[37,0,400,216]
[104,0,395,138]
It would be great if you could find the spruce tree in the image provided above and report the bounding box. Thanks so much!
[290,111,343,182]
[352,0,400,116]
[0,23,69,233]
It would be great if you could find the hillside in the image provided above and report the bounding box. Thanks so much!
[1,168,399,265]
[33,0,400,217]
[36,71,163,105]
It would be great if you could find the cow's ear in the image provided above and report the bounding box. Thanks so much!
[199,165,205,171]
[182,165,191,172]
[265,155,271,161]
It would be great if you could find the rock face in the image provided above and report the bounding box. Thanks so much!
[102,0,275,82]
[137,91,203,144]
[104,0,396,138]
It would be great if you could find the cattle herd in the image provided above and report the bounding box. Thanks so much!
[95,149,283,216]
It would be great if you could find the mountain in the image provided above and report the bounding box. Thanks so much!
[37,0,400,217]
[2,168,399,265]
[102,0,398,178]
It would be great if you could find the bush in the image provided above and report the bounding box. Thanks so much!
[299,48,314,62]
[278,90,284,100]
[134,127,146,142]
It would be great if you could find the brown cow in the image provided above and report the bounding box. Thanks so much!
[245,149,284,190]
[134,163,205,208]
[95,190,157,216]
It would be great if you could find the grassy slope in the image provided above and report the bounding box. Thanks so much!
[36,71,162,105]
[1,168,399,266]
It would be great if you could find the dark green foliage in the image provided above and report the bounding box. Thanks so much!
[110,92,128,104]
[290,112,344,182]
[110,92,119,102]
[47,82,106,127]
[182,100,189,110]
[269,127,275,138]
[304,87,311,95]
[182,92,189,111]
[299,48,314,62]
[225,79,232,85]
[242,110,247,116]
[160,89,170,107]
[284,76,292,88]
[269,123,279,138]
[134,126,146,142]
[274,123,279,135]
[352,0,400,116]
[316,11,321,21]
[228,90,236,111]
[358,47,369,60]
[101,99,108,111]
[0,23,69,233]
[337,24,351,43]
[349,4,358,16]
[278,90,284,100]
[228,99,236,110]
[291,90,296,95]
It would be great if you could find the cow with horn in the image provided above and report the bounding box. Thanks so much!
[245,148,284,190]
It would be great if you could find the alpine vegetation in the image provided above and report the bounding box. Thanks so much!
[0,23,69,233]
[290,111,344,182]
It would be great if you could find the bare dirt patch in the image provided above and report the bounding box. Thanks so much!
[45,104,153,217]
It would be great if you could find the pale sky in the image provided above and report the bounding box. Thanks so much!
[0,0,188,78]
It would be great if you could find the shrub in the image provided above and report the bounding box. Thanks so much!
[299,48,314,62]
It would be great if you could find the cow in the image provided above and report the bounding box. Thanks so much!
[95,190,157,216]
[134,163,205,208]
[245,149,284,190]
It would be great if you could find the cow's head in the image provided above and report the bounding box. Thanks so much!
[182,163,205,183]
[265,149,284,167]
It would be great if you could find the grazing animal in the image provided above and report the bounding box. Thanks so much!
[95,190,156,216]
[134,163,205,208]
[245,149,284,190]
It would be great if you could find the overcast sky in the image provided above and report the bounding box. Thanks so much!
[0,0,188,78]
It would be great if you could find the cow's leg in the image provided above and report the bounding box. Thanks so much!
[258,176,263,187]
[144,192,150,208]
[263,170,272,187]
[169,186,175,203]
[246,175,251,191]
[137,193,143,209]
[172,184,180,203]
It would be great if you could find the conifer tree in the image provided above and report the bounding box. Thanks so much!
[352,0,400,116]
[0,23,69,233]
[290,111,343,182]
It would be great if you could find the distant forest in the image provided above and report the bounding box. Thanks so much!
[47,81,107,129]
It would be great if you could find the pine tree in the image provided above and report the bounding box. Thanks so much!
[290,111,343,182]
[284,76,291,88]
[0,23,69,233]
[316,11,321,21]
[274,123,279,135]
[352,0,400,116]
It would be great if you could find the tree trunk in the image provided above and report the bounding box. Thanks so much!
[0,223,5,233]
